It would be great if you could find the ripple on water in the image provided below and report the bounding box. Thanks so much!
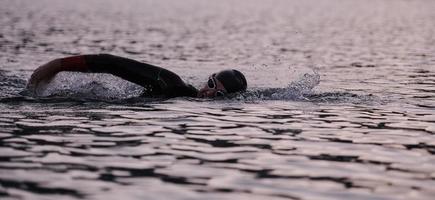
[1,0,435,199]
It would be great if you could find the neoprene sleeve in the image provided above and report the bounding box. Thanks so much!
[79,54,197,97]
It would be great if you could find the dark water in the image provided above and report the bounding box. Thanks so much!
[1,0,435,199]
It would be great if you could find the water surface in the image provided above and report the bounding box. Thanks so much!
[1,0,435,199]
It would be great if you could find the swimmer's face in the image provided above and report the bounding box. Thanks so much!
[197,74,227,98]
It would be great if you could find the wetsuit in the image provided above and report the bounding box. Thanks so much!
[60,54,198,98]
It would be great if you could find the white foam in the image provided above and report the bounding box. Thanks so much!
[33,72,143,100]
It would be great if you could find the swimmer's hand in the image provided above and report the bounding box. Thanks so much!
[26,59,62,94]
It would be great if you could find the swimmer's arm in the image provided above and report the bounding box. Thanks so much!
[27,54,187,93]
[82,54,199,97]
[81,54,186,91]
[27,56,89,90]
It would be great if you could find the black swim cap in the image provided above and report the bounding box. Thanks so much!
[215,69,247,93]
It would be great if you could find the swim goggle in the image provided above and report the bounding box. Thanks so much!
[207,74,227,97]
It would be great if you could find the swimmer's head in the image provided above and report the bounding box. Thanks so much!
[198,69,247,98]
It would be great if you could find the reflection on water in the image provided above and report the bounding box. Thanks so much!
[1,0,435,199]
[1,102,435,200]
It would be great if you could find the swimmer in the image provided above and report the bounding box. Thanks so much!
[27,54,247,98]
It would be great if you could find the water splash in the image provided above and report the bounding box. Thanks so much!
[273,71,321,99]
[233,71,379,104]
[235,70,321,101]
[28,72,144,100]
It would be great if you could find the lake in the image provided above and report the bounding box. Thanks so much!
[1,0,435,199]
